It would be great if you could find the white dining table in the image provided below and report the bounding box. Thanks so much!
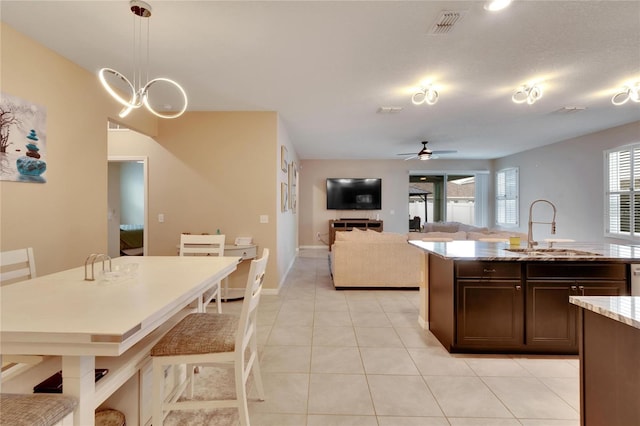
[0,255,240,426]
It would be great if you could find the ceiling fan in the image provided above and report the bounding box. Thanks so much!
[397,141,457,161]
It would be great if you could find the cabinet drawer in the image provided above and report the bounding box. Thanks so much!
[224,245,257,260]
[526,263,627,280]
[456,262,521,279]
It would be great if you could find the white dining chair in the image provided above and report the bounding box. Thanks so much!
[179,234,225,313]
[0,247,36,286]
[0,247,43,372]
[151,248,269,426]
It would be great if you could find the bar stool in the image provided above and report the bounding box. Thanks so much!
[0,393,77,426]
[151,249,269,426]
[95,409,126,426]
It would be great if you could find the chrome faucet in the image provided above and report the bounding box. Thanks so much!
[527,199,557,249]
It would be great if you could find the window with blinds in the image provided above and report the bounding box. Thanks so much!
[605,143,640,240]
[496,167,518,227]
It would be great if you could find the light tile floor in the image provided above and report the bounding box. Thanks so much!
[234,248,580,426]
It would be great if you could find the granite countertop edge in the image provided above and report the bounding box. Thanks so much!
[570,296,640,329]
[408,240,640,262]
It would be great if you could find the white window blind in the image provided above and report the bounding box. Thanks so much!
[605,143,640,240]
[496,167,518,227]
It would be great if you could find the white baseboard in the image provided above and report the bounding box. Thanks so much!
[418,316,429,330]
[299,245,328,250]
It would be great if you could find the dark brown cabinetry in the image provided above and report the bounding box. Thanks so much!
[525,263,627,353]
[578,309,640,426]
[428,256,631,354]
[456,262,523,348]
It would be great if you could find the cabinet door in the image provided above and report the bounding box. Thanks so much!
[456,280,523,348]
[526,281,577,351]
[576,280,628,296]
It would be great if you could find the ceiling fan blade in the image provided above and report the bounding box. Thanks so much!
[431,150,457,155]
[403,155,418,161]
[396,153,416,156]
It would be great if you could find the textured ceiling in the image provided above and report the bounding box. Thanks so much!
[2,1,639,160]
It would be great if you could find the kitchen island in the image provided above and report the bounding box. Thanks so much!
[409,240,640,354]
[569,296,640,426]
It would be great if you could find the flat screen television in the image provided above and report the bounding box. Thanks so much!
[326,178,382,210]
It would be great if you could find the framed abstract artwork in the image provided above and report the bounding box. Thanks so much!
[0,92,47,183]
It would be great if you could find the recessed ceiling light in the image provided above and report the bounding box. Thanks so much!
[484,0,512,12]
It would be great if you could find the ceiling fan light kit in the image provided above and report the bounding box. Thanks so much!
[418,141,433,160]
[398,141,457,161]
[98,0,188,119]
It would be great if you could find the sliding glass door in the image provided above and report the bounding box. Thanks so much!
[409,173,482,229]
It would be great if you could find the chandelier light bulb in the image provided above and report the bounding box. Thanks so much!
[512,84,543,105]
[484,0,512,12]
[611,82,640,106]
[412,85,439,106]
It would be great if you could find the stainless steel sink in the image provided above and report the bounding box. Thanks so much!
[505,248,602,257]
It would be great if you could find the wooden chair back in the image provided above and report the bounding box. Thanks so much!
[179,234,225,257]
[0,248,36,286]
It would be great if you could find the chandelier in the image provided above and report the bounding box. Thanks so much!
[98,0,188,119]
[411,84,439,106]
[611,82,640,106]
[512,83,543,105]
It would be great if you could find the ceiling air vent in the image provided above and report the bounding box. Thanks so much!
[554,106,587,114]
[377,106,403,114]
[429,10,466,35]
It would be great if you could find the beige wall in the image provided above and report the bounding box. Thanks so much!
[108,112,286,290]
[1,24,296,290]
[0,23,154,275]
[298,159,492,247]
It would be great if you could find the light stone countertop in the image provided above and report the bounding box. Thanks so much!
[408,239,640,262]
[570,296,640,329]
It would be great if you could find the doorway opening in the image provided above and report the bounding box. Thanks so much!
[107,123,149,258]
[409,173,476,230]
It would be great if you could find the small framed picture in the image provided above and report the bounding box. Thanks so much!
[281,145,288,172]
[281,182,288,212]
[289,162,297,213]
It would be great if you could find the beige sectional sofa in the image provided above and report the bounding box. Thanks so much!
[329,222,526,289]
[409,221,527,242]
[330,228,424,289]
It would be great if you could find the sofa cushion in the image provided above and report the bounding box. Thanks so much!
[467,230,524,241]
[422,231,467,241]
[335,228,406,243]
[458,223,489,233]
[334,228,364,241]
[368,231,407,243]
[423,222,460,233]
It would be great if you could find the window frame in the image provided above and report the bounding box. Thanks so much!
[495,167,519,228]
[604,143,640,241]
